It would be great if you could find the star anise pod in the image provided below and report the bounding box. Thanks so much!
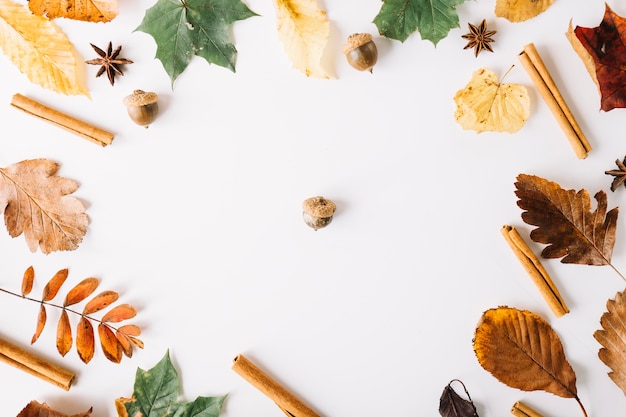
[85,42,133,86]
[606,156,626,191]
[462,19,496,57]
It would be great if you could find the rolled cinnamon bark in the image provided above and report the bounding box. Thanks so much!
[511,400,544,417]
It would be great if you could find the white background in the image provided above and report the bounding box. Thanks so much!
[1,0,626,416]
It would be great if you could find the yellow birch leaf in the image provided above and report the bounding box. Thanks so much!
[274,0,330,78]
[454,68,530,134]
[0,0,89,96]
[495,0,554,23]
[29,0,117,23]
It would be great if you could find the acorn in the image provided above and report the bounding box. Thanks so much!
[302,196,336,231]
[342,33,378,73]
[124,90,159,127]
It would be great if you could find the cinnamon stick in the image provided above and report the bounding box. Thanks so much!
[518,43,591,159]
[501,225,569,318]
[232,354,321,417]
[10,93,114,147]
[0,336,74,390]
[511,401,544,417]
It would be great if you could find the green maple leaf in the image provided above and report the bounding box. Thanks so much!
[121,351,227,417]
[373,0,468,45]
[135,0,257,86]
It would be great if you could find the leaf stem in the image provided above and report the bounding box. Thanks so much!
[575,396,588,417]
[609,263,626,283]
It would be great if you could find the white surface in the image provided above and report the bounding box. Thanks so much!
[1,0,625,416]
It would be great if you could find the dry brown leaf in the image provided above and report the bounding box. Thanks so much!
[98,323,122,363]
[83,290,119,315]
[594,290,626,395]
[474,306,587,414]
[29,0,117,22]
[31,304,47,344]
[22,265,34,296]
[76,316,95,363]
[64,278,99,307]
[102,304,137,323]
[0,159,88,254]
[42,269,69,301]
[495,0,554,22]
[17,400,92,417]
[56,310,72,356]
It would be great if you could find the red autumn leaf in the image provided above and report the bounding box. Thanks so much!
[98,323,122,363]
[102,304,136,323]
[56,310,72,356]
[17,400,92,417]
[31,304,47,344]
[64,277,99,307]
[22,266,34,296]
[76,316,95,363]
[83,290,119,315]
[42,269,69,301]
[571,4,626,111]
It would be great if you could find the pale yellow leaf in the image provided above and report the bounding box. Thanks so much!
[454,68,530,134]
[0,0,89,96]
[495,0,554,23]
[274,0,330,78]
[29,0,117,23]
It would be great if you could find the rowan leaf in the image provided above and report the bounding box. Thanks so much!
[83,290,119,314]
[274,0,330,78]
[102,304,137,323]
[474,307,584,409]
[135,0,257,87]
[117,325,144,356]
[0,159,88,254]
[494,0,554,23]
[31,304,47,344]
[98,323,122,363]
[56,310,72,356]
[0,0,89,96]
[29,0,117,22]
[76,316,95,363]
[594,290,626,395]
[568,4,626,111]
[439,379,478,417]
[454,68,530,133]
[515,174,619,266]
[43,269,69,302]
[373,0,468,45]
[22,265,34,296]
[64,277,99,307]
[117,351,227,417]
[17,400,92,417]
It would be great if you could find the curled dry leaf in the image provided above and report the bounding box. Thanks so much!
[439,379,478,417]
[454,68,530,133]
[474,307,587,415]
[17,400,92,417]
[29,0,117,22]
[0,159,88,254]
[495,0,554,23]
[594,289,626,395]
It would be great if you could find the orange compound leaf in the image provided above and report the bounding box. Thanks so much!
[31,304,47,344]
[77,317,95,364]
[64,277,99,307]
[116,325,143,357]
[56,310,72,356]
[102,304,136,323]
[98,323,122,363]
[42,268,69,301]
[83,290,119,315]
[21,266,34,296]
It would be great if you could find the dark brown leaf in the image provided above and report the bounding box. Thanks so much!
[56,310,72,356]
[17,400,92,417]
[83,290,119,315]
[31,304,47,344]
[64,277,99,307]
[515,174,618,266]
[98,323,122,363]
[76,316,95,364]
[102,304,136,323]
[439,379,478,417]
[42,268,69,301]
[22,265,34,296]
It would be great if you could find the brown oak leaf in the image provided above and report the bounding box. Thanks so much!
[515,174,618,266]
[569,3,626,111]
[0,159,88,254]
[594,290,626,395]
[29,0,117,22]
[17,400,92,417]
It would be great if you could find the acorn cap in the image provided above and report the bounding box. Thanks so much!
[302,196,336,218]
[123,90,158,107]
[342,33,373,54]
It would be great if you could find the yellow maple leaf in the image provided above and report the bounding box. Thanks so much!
[29,0,117,23]
[0,0,89,96]
[454,68,530,134]
[495,0,554,23]
[274,0,331,78]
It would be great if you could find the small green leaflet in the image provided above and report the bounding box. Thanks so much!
[120,351,227,417]
[135,0,257,86]
[373,0,469,45]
